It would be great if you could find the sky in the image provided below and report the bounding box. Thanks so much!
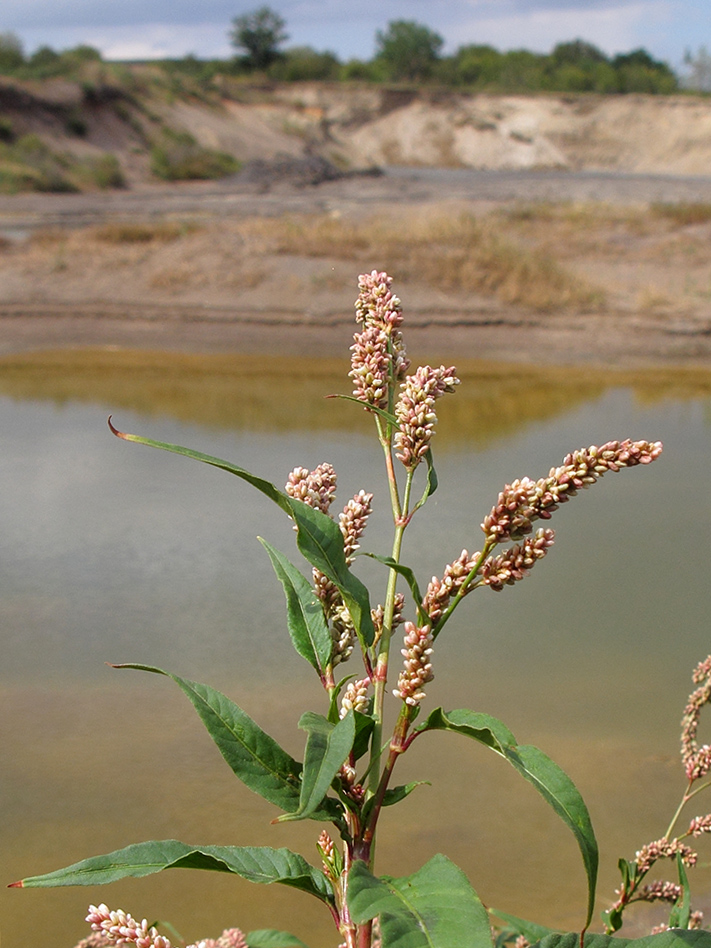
[3,0,711,71]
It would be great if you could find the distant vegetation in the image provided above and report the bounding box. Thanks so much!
[0,15,685,94]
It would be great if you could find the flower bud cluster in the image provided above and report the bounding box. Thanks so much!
[681,654,711,781]
[635,837,697,874]
[339,490,374,559]
[285,463,337,514]
[636,880,682,904]
[340,678,371,718]
[394,365,459,469]
[482,440,663,544]
[349,271,409,410]
[422,549,479,624]
[393,622,434,707]
[191,932,247,948]
[479,529,555,592]
[85,905,247,948]
[687,814,711,837]
[372,593,405,646]
[86,905,171,948]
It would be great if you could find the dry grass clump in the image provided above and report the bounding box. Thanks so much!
[242,212,601,312]
[650,203,711,227]
[91,221,200,244]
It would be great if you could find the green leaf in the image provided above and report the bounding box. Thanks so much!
[348,855,493,948]
[112,664,339,823]
[352,709,376,761]
[489,908,557,943]
[361,781,429,825]
[16,841,334,905]
[247,930,311,948]
[108,421,374,647]
[328,393,399,426]
[413,448,438,512]
[259,539,332,674]
[361,552,426,624]
[288,500,374,648]
[414,708,598,931]
[276,711,355,823]
[668,853,691,930]
[532,933,711,948]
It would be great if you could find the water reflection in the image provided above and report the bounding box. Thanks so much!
[1,349,711,948]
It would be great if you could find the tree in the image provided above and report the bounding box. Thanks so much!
[551,39,608,67]
[0,32,24,73]
[375,20,444,82]
[684,46,711,92]
[229,6,288,70]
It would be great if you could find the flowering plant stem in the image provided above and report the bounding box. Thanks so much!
[12,271,687,948]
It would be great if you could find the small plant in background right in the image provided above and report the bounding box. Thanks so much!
[603,657,711,936]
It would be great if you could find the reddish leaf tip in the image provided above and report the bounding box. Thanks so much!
[8,880,23,888]
[107,416,130,440]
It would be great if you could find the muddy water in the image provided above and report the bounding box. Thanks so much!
[1,350,711,947]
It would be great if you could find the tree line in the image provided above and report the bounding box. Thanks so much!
[1,5,707,94]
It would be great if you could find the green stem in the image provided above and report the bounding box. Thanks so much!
[432,540,494,640]
[665,783,695,841]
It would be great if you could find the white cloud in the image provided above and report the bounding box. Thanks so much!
[444,1,675,55]
[19,22,233,60]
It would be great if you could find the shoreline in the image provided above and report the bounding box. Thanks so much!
[2,303,711,368]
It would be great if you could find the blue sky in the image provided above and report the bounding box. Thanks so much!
[3,0,710,71]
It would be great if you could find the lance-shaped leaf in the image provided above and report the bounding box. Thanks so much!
[668,852,691,931]
[259,539,332,673]
[113,664,339,823]
[348,855,493,948]
[412,448,438,512]
[13,841,333,905]
[328,393,399,427]
[361,552,427,625]
[247,930,311,948]
[413,708,598,932]
[108,421,373,647]
[531,933,709,948]
[277,711,355,823]
[361,781,429,825]
[288,499,374,647]
[490,908,557,944]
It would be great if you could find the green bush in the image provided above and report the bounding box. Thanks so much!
[73,153,125,189]
[150,129,240,181]
[268,46,341,81]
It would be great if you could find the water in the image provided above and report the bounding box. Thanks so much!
[1,350,710,947]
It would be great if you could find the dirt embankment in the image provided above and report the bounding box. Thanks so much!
[4,78,711,187]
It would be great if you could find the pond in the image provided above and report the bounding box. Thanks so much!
[1,349,711,948]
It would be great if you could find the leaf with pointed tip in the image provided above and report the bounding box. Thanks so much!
[15,841,333,905]
[288,499,374,648]
[413,448,438,511]
[348,855,493,948]
[112,664,340,823]
[414,708,598,931]
[328,394,398,427]
[361,552,426,623]
[348,709,374,761]
[247,930,311,948]
[668,853,690,930]
[532,933,710,948]
[276,711,355,823]
[258,539,331,673]
[489,908,557,944]
[361,781,429,825]
[108,421,373,647]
